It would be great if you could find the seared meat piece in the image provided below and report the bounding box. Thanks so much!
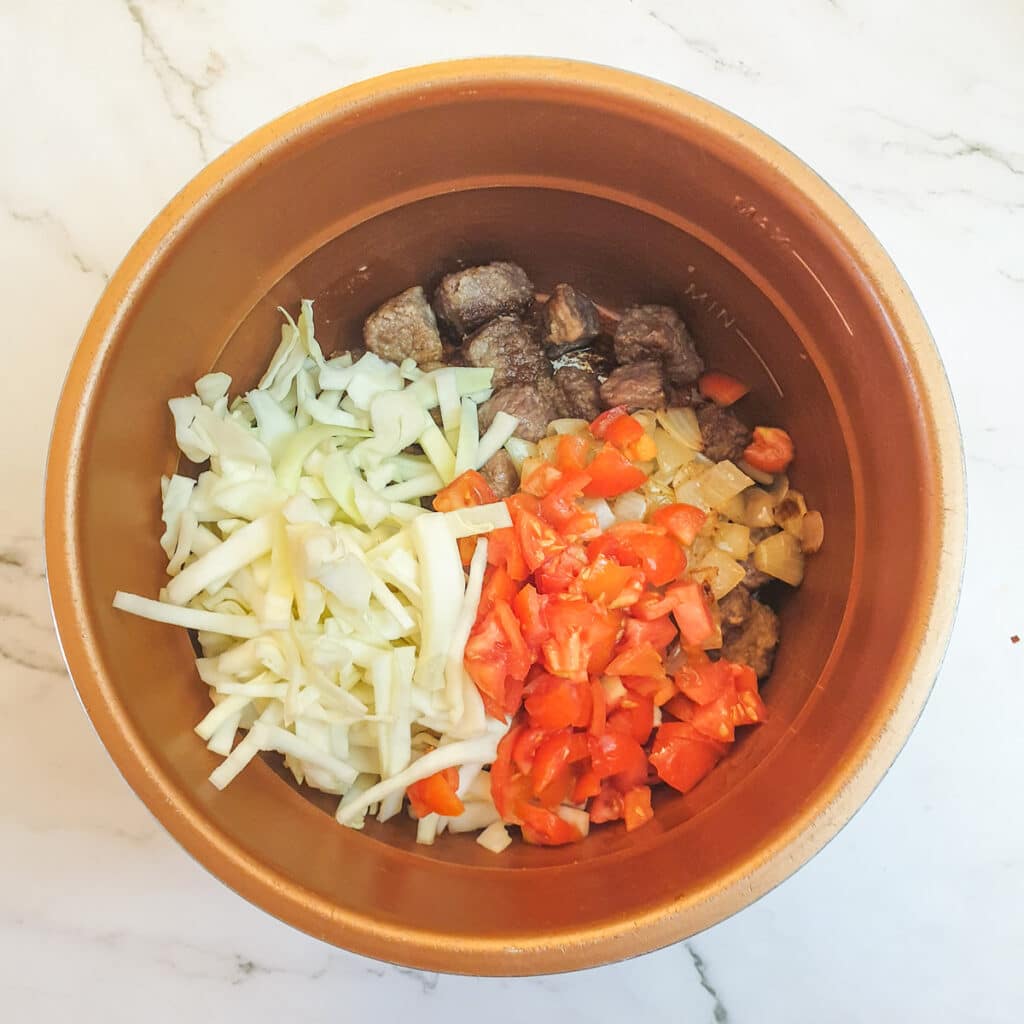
[542,283,601,356]
[480,449,519,499]
[433,262,535,335]
[552,335,617,382]
[478,383,560,443]
[720,595,780,679]
[463,316,552,389]
[554,366,602,421]
[697,403,750,463]
[716,586,751,627]
[614,304,704,385]
[599,361,668,412]
[363,286,443,365]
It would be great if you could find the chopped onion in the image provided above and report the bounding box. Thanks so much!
[698,461,755,512]
[691,547,746,599]
[611,491,647,522]
[714,522,751,559]
[754,530,805,586]
[801,510,825,553]
[477,820,512,853]
[657,407,702,450]
[547,418,590,435]
[774,490,808,538]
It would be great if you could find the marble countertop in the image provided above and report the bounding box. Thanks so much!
[3,1,1022,1020]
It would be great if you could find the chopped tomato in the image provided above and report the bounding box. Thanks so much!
[525,674,592,731]
[698,371,750,406]
[534,544,589,595]
[477,565,517,621]
[407,767,464,818]
[521,461,563,498]
[662,692,697,722]
[669,581,715,645]
[464,599,531,718]
[512,726,547,775]
[573,769,603,802]
[649,722,728,794]
[543,598,622,678]
[623,785,655,832]
[490,725,523,820]
[622,615,677,652]
[487,525,529,581]
[433,469,496,511]
[607,694,655,745]
[606,642,664,679]
[688,688,738,742]
[512,584,550,651]
[743,426,795,473]
[621,674,676,706]
[602,413,644,448]
[675,654,733,706]
[590,522,684,586]
[555,433,590,473]
[517,802,583,845]
[540,471,596,535]
[531,730,589,795]
[729,662,769,726]
[513,506,566,572]
[578,556,645,608]
[589,731,649,790]
[589,677,607,735]
[589,406,630,438]
[581,446,648,498]
[589,783,625,823]
[651,503,708,547]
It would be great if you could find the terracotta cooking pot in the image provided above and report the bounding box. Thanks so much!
[45,58,965,974]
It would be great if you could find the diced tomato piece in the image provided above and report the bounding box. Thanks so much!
[581,446,648,498]
[513,506,566,572]
[622,615,677,652]
[743,426,795,474]
[542,599,622,678]
[728,662,769,726]
[649,722,728,794]
[589,406,629,439]
[534,544,589,595]
[525,674,592,731]
[675,654,734,706]
[621,674,675,705]
[607,694,655,745]
[517,802,583,845]
[688,689,738,743]
[464,599,531,718]
[521,461,563,498]
[584,606,623,674]
[578,556,645,608]
[589,677,607,735]
[477,565,517,622]
[512,584,550,651]
[588,783,625,823]
[698,371,750,406]
[491,725,525,821]
[407,767,464,818]
[540,470,592,529]
[662,692,697,722]
[669,581,715,645]
[433,470,496,512]
[623,785,655,832]
[487,525,529,581]
[531,730,589,796]
[606,642,665,679]
[650,503,708,547]
[602,413,645,449]
[628,532,686,587]
[573,769,602,802]
[589,731,649,790]
[512,726,547,775]
[555,433,591,473]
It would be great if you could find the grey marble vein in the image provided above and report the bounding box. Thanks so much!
[6,207,110,282]
[644,5,760,79]
[122,0,226,164]
[686,942,729,1023]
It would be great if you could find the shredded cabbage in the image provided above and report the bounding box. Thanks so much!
[113,302,515,847]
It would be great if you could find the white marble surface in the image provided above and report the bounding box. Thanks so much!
[2,0,1022,1019]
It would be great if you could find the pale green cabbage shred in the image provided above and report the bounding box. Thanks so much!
[113,301,518,851]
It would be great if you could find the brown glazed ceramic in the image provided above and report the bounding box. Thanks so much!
[45,59,964,974]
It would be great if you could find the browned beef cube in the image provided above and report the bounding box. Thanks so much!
[716,586,751,627]
[613,304,703,385]
[433,262,535,335]
[362,286,443,365]
[463,316,551,389]
[554,366,602,421]
[542,283,601,356]
[478,383,559,443]
[697,403,750,462]
[599,361,668,411]
[720,595,780,678]
[480,449,519,499]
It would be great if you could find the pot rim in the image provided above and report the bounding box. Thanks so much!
[44,56,966,975]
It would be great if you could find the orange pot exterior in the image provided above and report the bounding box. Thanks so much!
[45,59,965,975]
